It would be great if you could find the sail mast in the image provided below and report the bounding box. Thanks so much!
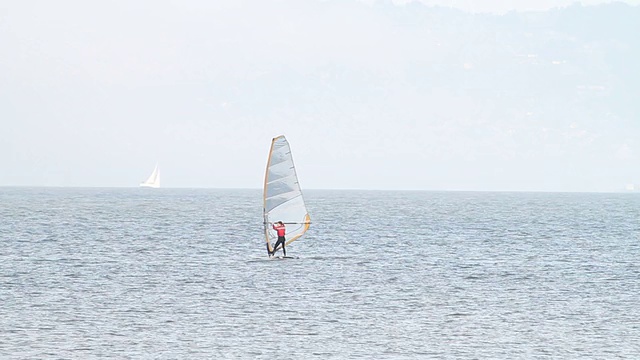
[263,139,277,254]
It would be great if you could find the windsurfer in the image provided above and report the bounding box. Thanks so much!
[270,221,286,257]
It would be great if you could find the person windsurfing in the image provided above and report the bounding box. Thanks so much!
[270,221,287,257]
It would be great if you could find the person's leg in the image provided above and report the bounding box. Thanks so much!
[275,237,285,256]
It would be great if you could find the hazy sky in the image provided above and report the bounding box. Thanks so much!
[1,0,638,191]
[383,0,640,13]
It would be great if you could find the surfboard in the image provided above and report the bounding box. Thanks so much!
[270,255,298,260]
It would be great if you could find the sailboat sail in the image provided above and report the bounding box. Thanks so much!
[263,135,310,255]
[140,164,160,188]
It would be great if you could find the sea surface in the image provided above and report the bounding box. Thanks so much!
[1,188,639,359]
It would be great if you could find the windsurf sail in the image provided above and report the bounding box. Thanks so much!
[263,135,311,255]
[140,163,160,188]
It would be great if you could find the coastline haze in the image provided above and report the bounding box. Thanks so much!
[1,0,639,192]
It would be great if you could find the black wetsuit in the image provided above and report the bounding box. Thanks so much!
[271,236,286,256]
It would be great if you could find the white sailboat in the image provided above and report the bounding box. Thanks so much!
[140,163,160,188]
[263,135,311,257]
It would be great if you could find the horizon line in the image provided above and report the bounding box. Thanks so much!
[0,185,634,194]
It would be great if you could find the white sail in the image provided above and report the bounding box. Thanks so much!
[140,164,160,188]
[263,135,310,255]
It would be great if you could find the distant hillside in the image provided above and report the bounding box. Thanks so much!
[219,1,639,127]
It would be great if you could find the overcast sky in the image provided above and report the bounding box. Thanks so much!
[1,0,638,191]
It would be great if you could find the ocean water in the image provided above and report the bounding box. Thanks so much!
[1,188,639,359]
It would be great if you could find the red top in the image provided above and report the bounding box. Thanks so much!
[273,223,286,237]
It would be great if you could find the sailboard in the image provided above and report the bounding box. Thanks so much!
[263,135,311,257]
[140,163,160,188]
